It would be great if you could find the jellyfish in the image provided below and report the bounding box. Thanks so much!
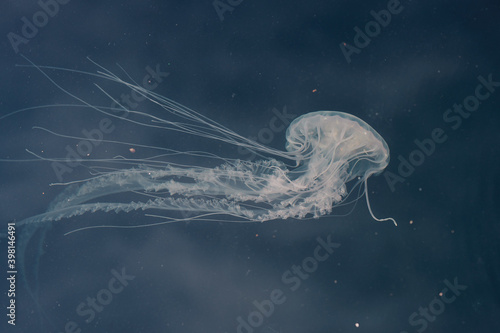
[2,59,396,328]
[6,59,396,232]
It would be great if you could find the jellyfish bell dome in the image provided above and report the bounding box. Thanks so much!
[285,111,390,180]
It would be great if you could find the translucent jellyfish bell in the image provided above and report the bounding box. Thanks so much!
[285,111,397,225]
[286,111,390,176]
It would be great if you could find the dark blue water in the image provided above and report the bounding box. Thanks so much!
[1,1,499,332]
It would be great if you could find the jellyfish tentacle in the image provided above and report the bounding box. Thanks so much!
[364,177,397,226]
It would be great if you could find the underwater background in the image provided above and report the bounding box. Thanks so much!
[0,0,499,332]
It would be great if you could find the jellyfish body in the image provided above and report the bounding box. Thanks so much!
[4,61,396,329]
[9,60,395,230]
[17,109,393,228]
[285,111,396,226]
